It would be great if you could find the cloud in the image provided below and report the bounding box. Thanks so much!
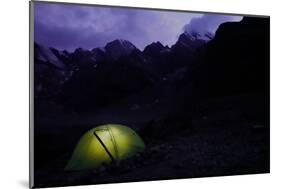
[184,14,242,36]
[34,2,203,51]
[34,2,242,51]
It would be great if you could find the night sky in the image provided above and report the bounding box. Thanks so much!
[34,2,242,51]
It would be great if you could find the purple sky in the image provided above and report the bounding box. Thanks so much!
[34,2,242,51]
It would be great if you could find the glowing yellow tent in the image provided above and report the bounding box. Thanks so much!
[65,124,145,170]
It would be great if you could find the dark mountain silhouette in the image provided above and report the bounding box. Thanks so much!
[33,16,269,113]
[167,33,207,71]
[105,39,137,60]
[192,17,270,98]
[173,32,206,50]
[143,41,169,57]
[91,47,107,62]
[34,30,207,111]
[34,43,71,98]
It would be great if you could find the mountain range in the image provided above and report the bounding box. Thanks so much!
[34,17,269,112]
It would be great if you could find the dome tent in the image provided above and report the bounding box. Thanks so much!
[65,124,145,171]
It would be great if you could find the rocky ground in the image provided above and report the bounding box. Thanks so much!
[34,93,269,188]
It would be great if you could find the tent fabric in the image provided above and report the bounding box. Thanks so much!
[65,124,145,170]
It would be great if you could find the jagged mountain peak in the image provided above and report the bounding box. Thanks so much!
[105,39,137,60]
[34,43,65,69]
[143,41,170,57]
[173,32,207,50]
[91,47,105,53]
[178,33,195,43]
[145,41,164,49]
[73,47,90,54]
[105,39,136,50]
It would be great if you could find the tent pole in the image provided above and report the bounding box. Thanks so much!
[94,131,115,162]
